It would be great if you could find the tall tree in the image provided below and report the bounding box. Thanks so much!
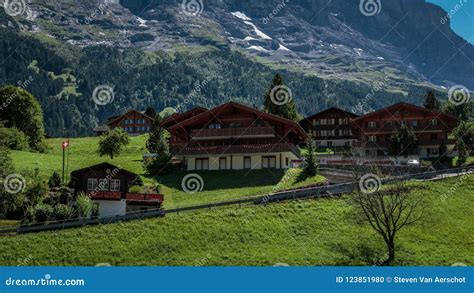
[146,114,169,156]
[389,124,418,157]
[263,74,298,121]
[423,90,440,111]
[304,137,318,176]
[0,86,46,151]
[353,181,424,265]
[97,128,130,159]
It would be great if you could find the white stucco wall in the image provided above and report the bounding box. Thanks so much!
[97,200,126,218]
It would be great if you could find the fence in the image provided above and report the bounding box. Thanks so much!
[1,167,472,235]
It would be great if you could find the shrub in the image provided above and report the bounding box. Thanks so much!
[33,203,54,223]
[54,204,75,221]
[0,127,29,150]
[128,185,142,194]
[144,155,173,176]
[76,193,93,219]
[48,171,62,188]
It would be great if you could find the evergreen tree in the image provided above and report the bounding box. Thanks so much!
[423,90,440,111]
[456,138,468,166]
[146,115,170,156]
[263,74,298,121]
[304,137,318,176]
[48,171,62,188]
[97,128,130,159]
[389,124,418,157]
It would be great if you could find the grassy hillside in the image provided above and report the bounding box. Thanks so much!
[10,136,326,209]
[0,176,472,266]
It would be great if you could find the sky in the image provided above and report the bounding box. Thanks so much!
[427,0,474,44]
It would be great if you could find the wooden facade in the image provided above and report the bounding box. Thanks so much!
[300,107,359,149]
[106,109,154,136]
[353,102,458,158]
[163,102,307,170]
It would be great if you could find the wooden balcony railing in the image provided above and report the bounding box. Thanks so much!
[171,143,300,156]
[126,193,164,202]
[190,127,275,140]
[87,191,121,200]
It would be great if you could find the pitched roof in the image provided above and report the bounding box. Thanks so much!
[353,102,457,122]
[160,107,207,129]
[107,109,155,126]
[300,107,359,124]
[168,102,307,139]
[71,162,137,177]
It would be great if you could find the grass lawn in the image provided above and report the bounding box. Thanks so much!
[0,175,472,266]
[10,136,326,209]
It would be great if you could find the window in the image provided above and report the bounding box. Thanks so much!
[87,178,98,191]
[316,141,321,147]
[428,148,439,155]
[208,123,221,129]
[344,141,351,147]
[430,119,438,126]
[412,120,418,128]
[99,179,109,191]
[195,158,209,170]
[110,179,120,192]
[219,157,227,170]
[244,157,251,169]
[327,141,333,147]
[262,156,276,168]
[368,121,377,128]
[400,121,407,127]
[368,136,377,142]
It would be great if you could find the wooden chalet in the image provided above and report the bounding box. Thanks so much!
[70,162,163,217]
[162,102,307,171]
[300,107,359,149]
[352,102,458,158]
[94,109,154,136]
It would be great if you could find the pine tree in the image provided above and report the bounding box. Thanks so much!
[304,137,318,176]
[146,115,169,157]
[263,74,298,121]
[423,90,440,111]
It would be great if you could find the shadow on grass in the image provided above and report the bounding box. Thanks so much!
[157,169,286,191]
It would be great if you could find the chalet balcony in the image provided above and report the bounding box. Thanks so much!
[87,191,121,200]
[190,127,275,140]
[171,143,300,156]
[126,193,164,202]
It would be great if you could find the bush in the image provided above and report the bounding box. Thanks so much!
[0,127,29,150]
[48,171,62,188]
[143,155,173,176]
[33,203,54,223]
[54,204,75,220]
[76,193,93,219]
[128,185,142,194]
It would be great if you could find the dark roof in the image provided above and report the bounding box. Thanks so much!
[301,107,359,123]
[71,162,137,177]
[168,101,307,139]
[107,109,155,126]
[160,107,207,129]
[353,102,458,122]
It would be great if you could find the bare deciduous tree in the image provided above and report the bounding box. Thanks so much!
[353,180,424,266]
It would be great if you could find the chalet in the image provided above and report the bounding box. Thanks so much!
[70,162,163,218]
[300,107,359,149]
[94,109,154,136]
[163,102,307,171]
[352,102,458,158]
[160,107,207,129]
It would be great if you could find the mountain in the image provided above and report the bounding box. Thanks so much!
[0,0,472,137]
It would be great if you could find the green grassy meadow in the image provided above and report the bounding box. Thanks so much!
[10,136,326,209]
[0,175,472,266]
